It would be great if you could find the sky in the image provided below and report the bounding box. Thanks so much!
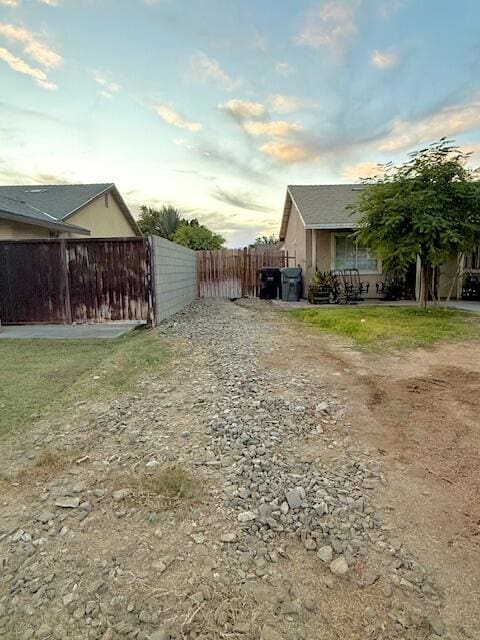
[1,0,480,247]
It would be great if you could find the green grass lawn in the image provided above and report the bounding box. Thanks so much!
[0,328,168,438]
[288,306,480,350]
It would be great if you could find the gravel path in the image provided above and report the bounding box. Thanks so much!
[0,299,451,639]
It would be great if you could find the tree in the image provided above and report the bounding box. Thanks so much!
[250,234,278,247]
[352,139,480,307]
[138,205,182,238]
[171,222,225,250]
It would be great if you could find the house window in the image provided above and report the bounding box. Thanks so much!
[333,233,379,272]
[104,193,109,208]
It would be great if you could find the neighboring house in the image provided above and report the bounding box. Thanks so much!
[279,184,479,300]
[279,184,390,298]
[0,183,140,240]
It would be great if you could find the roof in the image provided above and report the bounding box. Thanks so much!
[0,193,90,235]
[279,184,365,240]
[0,183,139,235]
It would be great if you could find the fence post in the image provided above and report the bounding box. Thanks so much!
[60,239,72,324]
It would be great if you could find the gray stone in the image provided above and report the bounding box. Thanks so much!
[37,511,55,524]
[427,615,445,636]
[55,497,80,509]
[317,546,333,563]
[285,489,302,509]
[261,625,283,640]
[112,489,130,502]
[238,510,257,522]
[220,533,237,543]
[329,556,349,576]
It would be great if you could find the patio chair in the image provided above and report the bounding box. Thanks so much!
[343,269,370,302]
[462,272,480,300]
[330,270,351,304]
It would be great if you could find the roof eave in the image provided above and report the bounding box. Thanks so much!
[305,223,360,230]
[0,209,91,235]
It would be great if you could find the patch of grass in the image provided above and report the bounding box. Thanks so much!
[130,465,199,508]
[288,306,480,350]
[0,328,168,438]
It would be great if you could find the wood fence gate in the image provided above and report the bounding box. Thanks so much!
[197,248,291,298]
[0,238,151,324]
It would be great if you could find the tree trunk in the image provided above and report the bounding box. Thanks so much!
[419,263,430,309]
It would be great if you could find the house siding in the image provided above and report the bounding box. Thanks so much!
[64,193,138,238]
[0,219,50,239]
[283,202,307,282]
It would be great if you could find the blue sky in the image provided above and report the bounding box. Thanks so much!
[1,0,480,246]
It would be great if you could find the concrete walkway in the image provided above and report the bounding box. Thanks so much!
[271,299,480,313]
[0,322,144,339]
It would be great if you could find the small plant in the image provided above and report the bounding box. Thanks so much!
[308,270,335,304]
[130,465,199,507]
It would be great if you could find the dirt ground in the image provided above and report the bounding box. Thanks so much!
[272,314,480,636]
[0,299,479,640]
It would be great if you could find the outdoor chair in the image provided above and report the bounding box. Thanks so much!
[343,269,370,302]
[462,272,480,300]
[330,270,351,304]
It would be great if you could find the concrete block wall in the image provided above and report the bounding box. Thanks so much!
[150,235,197,323]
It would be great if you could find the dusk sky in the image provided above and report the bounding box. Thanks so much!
[1,0,480,246]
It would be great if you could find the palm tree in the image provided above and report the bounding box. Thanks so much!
[138,205,183,238]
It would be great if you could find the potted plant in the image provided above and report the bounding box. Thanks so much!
[308,271,335,304]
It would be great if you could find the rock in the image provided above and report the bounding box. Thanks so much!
[55,497,80,509]
[37,511,55,524]
[317,546,333,563]
[150,628,171,640]
[304,599,316,612]
[427,615,445,636]
[364,607,375,619]
[329,556,349,576]
[280,598,298,615]
[285,489,302,510]
[112,489,130,502]
[238,511,257,523]
[261,625,283,640]
[191,532,205,544]
[220,533,237,543]
[36,624,53,639]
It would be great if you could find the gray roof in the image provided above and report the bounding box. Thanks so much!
[0,192,90,234]
[0,183,113,221]
[280,184,364,240]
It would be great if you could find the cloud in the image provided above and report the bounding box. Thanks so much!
[341,161,384,180]
[0,23,62,68]
[243,120,303,137]
[189,51,235,91]
[0,0,20,6]
[379,99,480,152]
[153,103,202,132]
[296,0,360,60]
[275,61,294,76]
[38,0,59,5]
[269,94,306,114]
[93,70,120,98]
[220,98,265,119]
[212,187,274,213]
[259,142,313,163]
[0,46,56,89]
[370,49,399,69]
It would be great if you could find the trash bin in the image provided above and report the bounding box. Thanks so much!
[259,267,281,299]
[281,267,303,301]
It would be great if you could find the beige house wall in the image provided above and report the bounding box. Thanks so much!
[282,202,307,276]
[0,219,50,239]
[63,193,138,238]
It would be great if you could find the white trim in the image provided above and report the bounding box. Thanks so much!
[307,223,359,230]
[330,231,382,275]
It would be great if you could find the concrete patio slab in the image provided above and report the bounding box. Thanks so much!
[0,322,144,339]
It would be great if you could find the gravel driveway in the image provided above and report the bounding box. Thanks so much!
[0,300,454,639]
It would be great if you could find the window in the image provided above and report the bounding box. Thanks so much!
[104,193,109,208]
[333,234,379,272]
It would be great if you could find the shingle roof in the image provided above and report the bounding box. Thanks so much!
[0,183,113,221]
[0,193,90,234]
[279,184,365,240]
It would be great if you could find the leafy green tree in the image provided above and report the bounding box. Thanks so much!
[171,222,225,250]
[138,205,183,238]
[250,234,278,247]
[352,139,480,307]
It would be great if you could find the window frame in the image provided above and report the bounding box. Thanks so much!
[331,232,382,275]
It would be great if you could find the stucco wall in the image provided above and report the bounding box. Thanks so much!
[65,192,138,238]
[282,203,306,271]
[150,235,197,322]
[0,219,50,239]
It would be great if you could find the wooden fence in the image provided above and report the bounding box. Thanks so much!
[197,248,292,298]
[0,238,151,324]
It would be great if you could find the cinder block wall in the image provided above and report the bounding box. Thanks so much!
[150,235,197,322]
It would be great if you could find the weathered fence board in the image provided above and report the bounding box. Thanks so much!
[197,248,288,298]
[0,238,150,324]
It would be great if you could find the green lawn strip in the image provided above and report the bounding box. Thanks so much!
[0,328,168,438]
[288,306,480,350]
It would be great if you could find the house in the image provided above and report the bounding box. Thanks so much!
[279,184,480,300]
[279,184,393,298]
[0,183,140,239]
